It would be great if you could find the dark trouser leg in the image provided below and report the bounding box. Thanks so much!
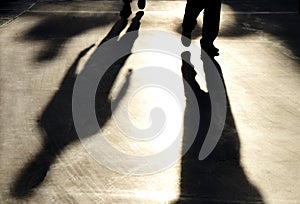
[182,0,204,33]
[138,0,146,9]
[201,0,221,45]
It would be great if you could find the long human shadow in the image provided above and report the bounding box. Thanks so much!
[175,52,265,203]
[10,11,144,198]
[22,13,117,62]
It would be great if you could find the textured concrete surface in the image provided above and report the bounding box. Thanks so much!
[0,0,299,203]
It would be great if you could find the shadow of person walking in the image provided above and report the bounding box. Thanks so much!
[174,51,265,203]
[10,11,144,199]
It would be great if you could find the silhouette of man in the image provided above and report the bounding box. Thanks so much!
[120,0,146,18]
[182,0,221,56]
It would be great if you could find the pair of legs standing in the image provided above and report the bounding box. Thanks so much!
[120,0,146,18]
[182,0,221,56]
[120,0,222,56]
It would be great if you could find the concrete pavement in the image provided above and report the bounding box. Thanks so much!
[0,0,299,203]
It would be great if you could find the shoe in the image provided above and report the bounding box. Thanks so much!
[201,43,219,57]
[138,0,146,9]
[181,29,192,47]
[120,4,132,18]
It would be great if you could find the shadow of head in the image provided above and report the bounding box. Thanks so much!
[22,13,118,62]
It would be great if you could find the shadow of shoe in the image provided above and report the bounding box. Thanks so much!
[181,31,192,47]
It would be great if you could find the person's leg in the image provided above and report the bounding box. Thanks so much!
[200,0,221,55]
[138,0,146,9]
[181,0,204,46]
[182,0,205,35]
[120,0,132,18]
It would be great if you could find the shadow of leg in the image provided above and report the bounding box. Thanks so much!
[10,45,95,198]
[175,51,265,203]
[10,12,144,198]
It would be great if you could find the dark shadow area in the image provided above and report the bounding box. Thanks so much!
[174,51,265,203]
[219,0,298,36]
[10,11,144,198]
[0,0,34,7]
[177,0,300,59]
[220,0,300,59]
[22,13,118,62]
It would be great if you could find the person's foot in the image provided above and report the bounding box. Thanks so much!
[201,43,219,57]
[120,4,132,18]
[138,0,146,9]
[181,29,192,47]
